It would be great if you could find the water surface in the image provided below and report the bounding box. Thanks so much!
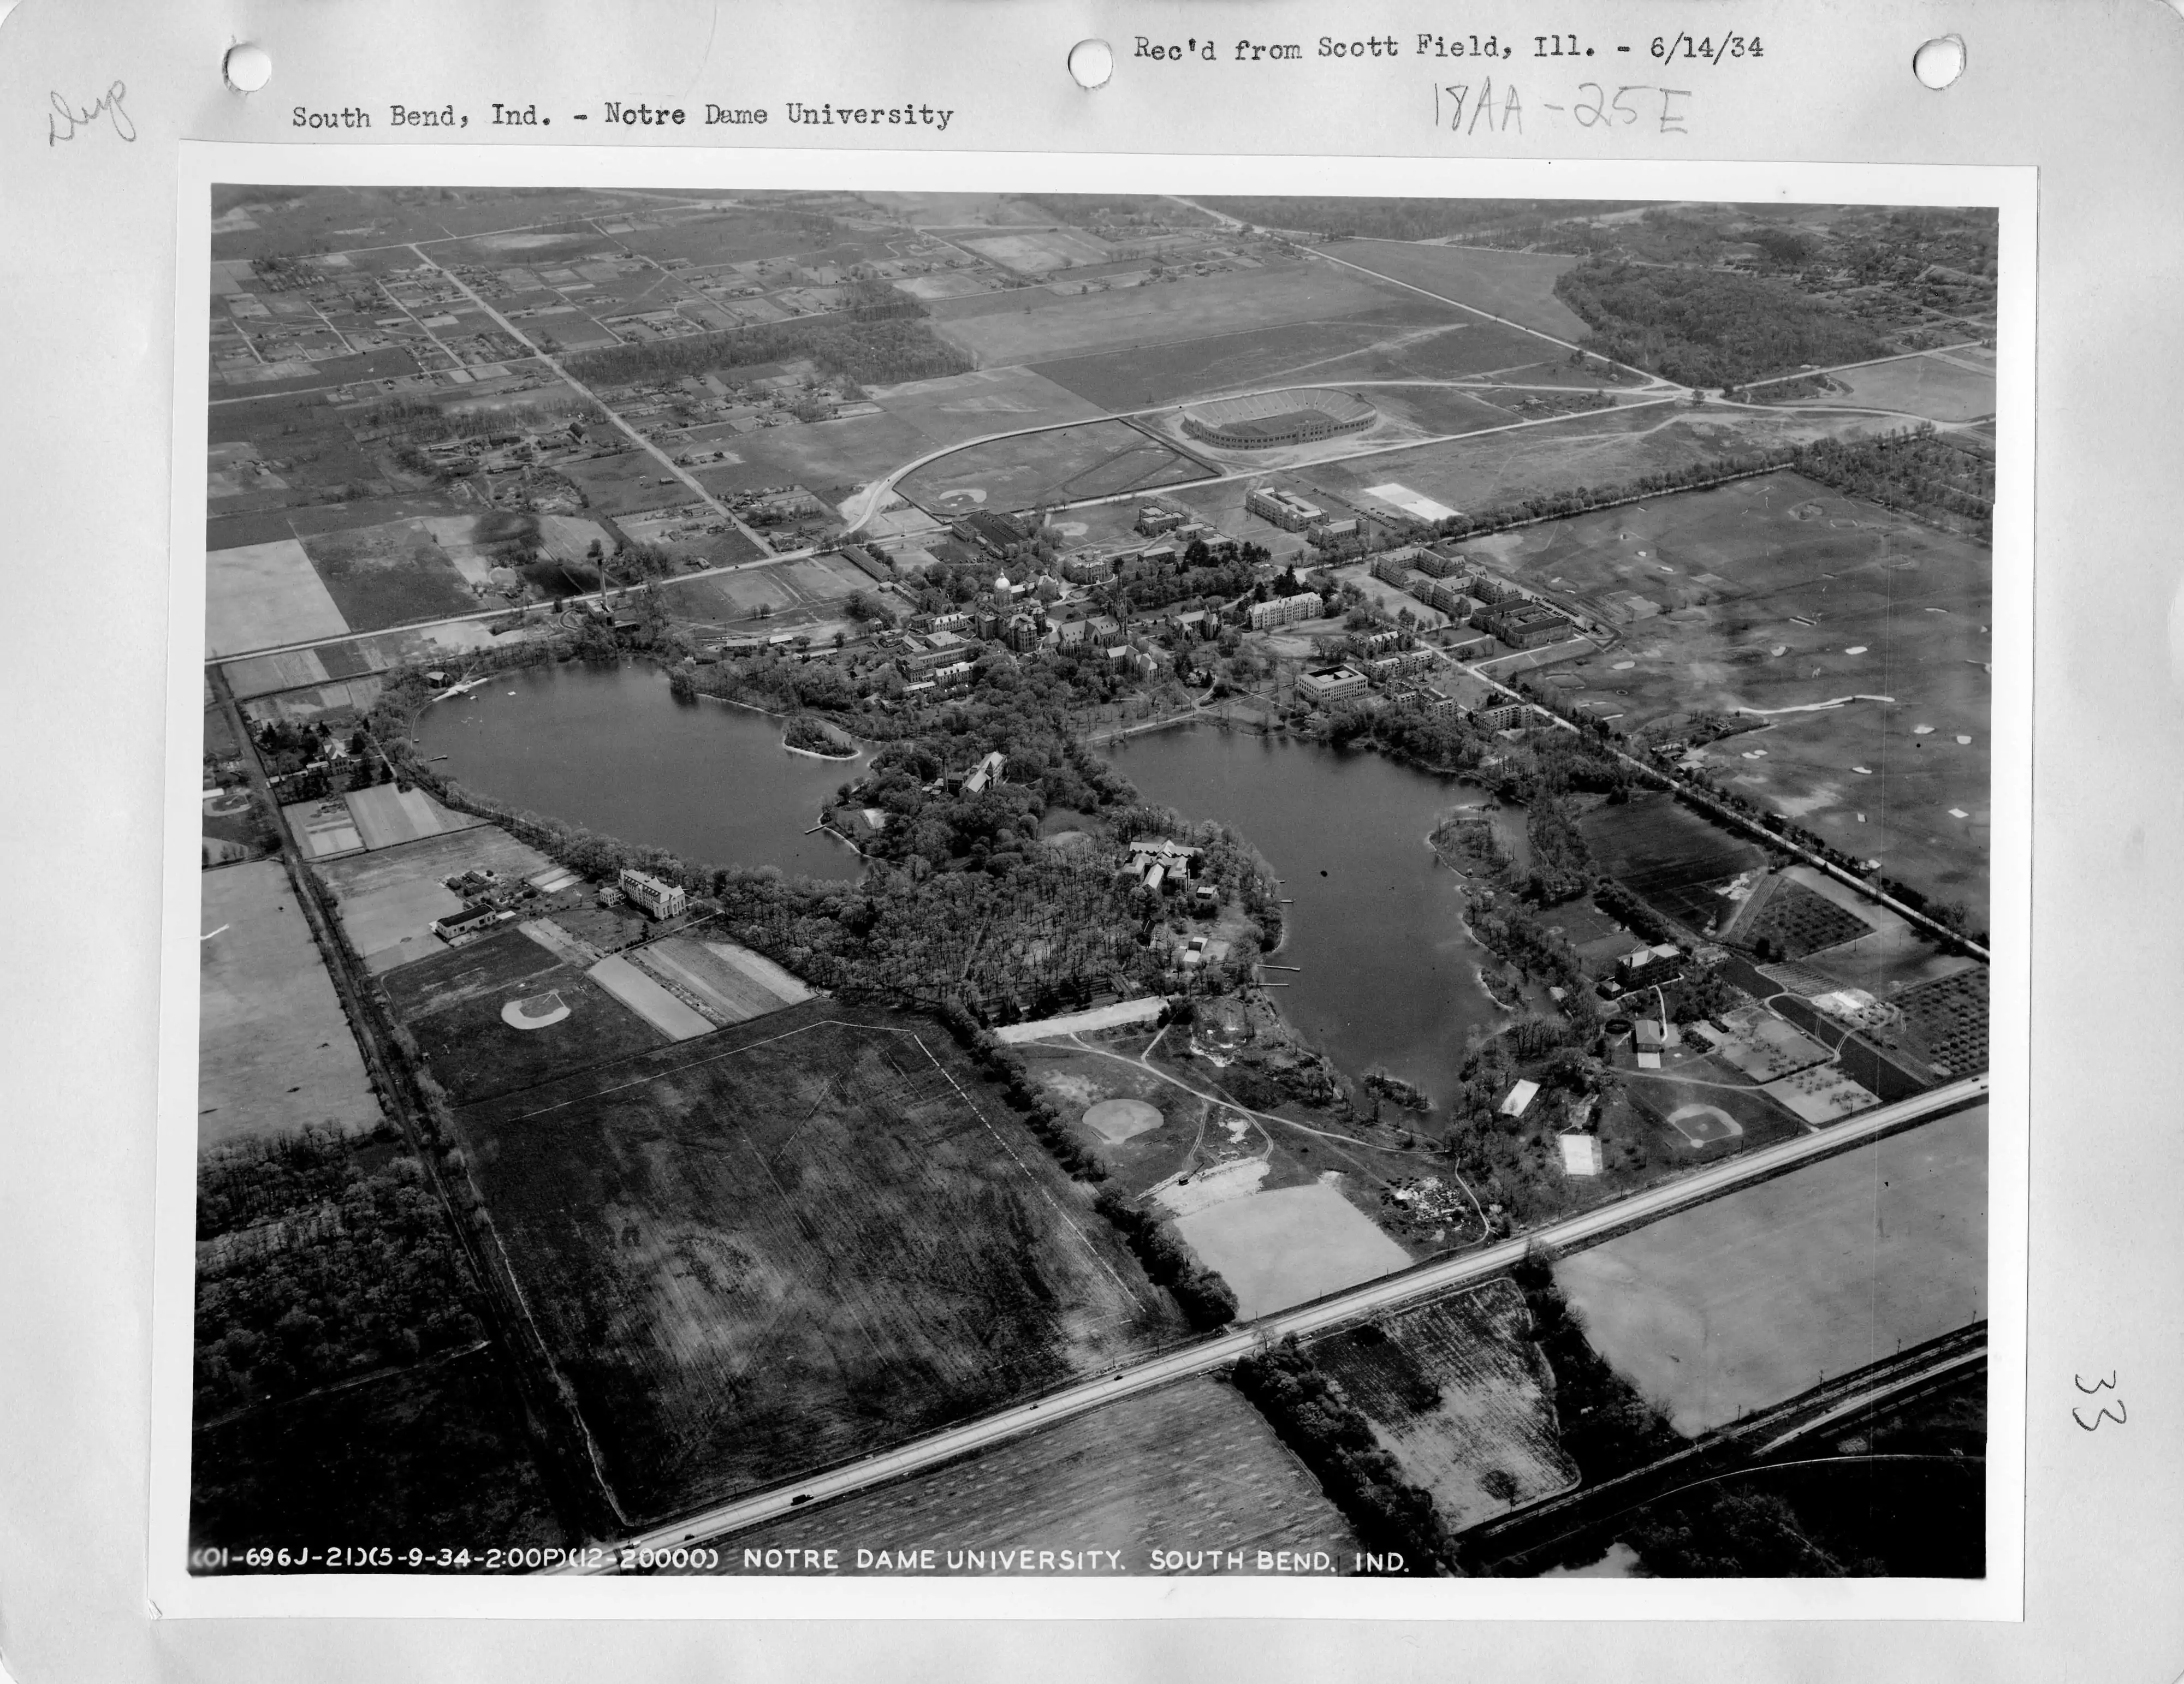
[1105,724,1505,1109]
[416,661,864,880]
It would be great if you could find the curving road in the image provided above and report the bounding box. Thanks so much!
[554,1071,1986,1573]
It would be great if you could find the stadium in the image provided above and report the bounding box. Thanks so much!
[1180,387,1377,450]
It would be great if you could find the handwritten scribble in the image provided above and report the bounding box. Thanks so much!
[48,81,136,146]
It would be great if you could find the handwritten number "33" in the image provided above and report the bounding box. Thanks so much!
[2073,1372,2127,1431]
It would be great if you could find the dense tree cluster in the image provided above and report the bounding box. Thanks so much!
[1790,427,1994,541]
[1093,1193,1237,1330]
[934,1008,1110,1182]
[1555,258,1886,386]
[1523,795,1594,906]
[563,313,972,390]
[841,272,923,322]
[1592,879,1675,946]
[194,1129,485,1421]
[1505,1252,1681,1484]
[1232,1339,1454,1573]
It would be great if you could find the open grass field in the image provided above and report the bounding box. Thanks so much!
[447,1000,1181,1521]
[1579,793,1766,932]
[396,932,667,1103]
[1328,240,1591,340]
[655,567,800,622]
[1176,1183,1413,1319]
[616,213,842,270]
[1366,384,1539,438]
[1799,350,1996,424]
[959,226,1116,275]
[1553,1103,1987,1436]
[630,935,814,1024]
[560,451,701,515]
[313,826,554,974]
[220,647,335,700]
[688,410,935,501]
[935,263,1419,368]
[209,489,469,557]
[282,796,365,859]
[342,783,487,850]
[692,1374,1357,1573]
[206,539,352,657]
[210,186,664,261]
[1033,305,1543,412]
[296,519,482,633]
[1292,403,1877,523]
[868,366,1110,450]
[920,282,1063,316]
[1016,1043,1216,1199]
[1492,472,1992,913]
[1307,1280,1578,1530]
[378,922,580,1018]
[585,953,716,1040]
[198,861,383,1147]
[898,419,1211,516]
[1617,1063,1804,1156]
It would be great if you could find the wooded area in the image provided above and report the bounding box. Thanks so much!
[1555,259,1885,386]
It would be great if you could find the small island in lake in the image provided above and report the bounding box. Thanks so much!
[784,713,858,759]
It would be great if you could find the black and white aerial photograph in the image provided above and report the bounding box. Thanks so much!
[187,180,1999,1583]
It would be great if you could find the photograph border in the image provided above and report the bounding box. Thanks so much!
[152,140,2034,1621]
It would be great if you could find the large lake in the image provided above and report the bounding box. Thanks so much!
[414,661,865,880]
[1103,724,1507,1110]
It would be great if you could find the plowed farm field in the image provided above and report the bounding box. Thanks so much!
[1307,1279,1578,1531]
[447,1000,1182,1522]
[689,1376,1359,1573]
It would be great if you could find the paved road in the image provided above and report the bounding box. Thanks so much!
[558,1071,1985,1572]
